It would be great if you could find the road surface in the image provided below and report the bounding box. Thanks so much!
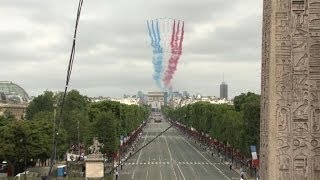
[118,119,240,180]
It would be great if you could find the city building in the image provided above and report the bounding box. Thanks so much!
[168,95,233,109]
[182,91,189,98]
[0,81,29,119]
[220,82,228,100]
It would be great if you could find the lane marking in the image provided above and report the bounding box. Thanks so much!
[146,156,150,180]
[163,127,179,180]
[131,130,149,179]
[145,170,149,180]
[159,157,163,180]
[179,134,231,180]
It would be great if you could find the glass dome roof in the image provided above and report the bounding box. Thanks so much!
[0,81,30,103]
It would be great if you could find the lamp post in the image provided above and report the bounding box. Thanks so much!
[51,104,57,165]
[20,136,29,180]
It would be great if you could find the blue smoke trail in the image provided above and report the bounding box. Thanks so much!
[147,19,163,89]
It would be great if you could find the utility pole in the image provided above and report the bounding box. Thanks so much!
[24,138,27,180]
[51,105,56,165]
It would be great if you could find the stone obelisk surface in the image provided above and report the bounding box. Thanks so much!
[260,0,320,179]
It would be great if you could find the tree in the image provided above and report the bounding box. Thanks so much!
[0,119,52,175]
[92,111,118,156]
[25,91,54,120]
[165,92,260,157]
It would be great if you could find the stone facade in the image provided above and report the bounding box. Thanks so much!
[85,155,104,179]
[260,0,320,179]
[0,103,27,120]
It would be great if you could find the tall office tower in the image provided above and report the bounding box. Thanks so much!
[220,82,228,100]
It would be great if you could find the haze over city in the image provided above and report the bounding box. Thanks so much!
[0,0,262,98]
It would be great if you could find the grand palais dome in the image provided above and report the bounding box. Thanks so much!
[0,81,30,103]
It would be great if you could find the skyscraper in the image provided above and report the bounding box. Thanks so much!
[220,82,228,100]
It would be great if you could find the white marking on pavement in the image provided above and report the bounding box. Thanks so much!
[145,170,149,180]
[146,156,150,180]
[132,130,149,179]
[176,162,185,180]
[163,129,179,180]
[179,135,231,180]
[159,157,163,180]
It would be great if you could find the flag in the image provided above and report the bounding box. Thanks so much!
[250,145,259,167]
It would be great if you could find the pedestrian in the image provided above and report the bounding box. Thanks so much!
[115,170,119,180]
[240,171,245,180]
[229,164,232,170]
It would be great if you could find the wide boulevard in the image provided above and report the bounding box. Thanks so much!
[118,116,240,180]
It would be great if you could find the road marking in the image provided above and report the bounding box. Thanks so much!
[151,162,154,165]
[145,170,149,180]
[179,135,231,180]
[163,128,179,180]
[155,162,158,164]
[144,162,146,165]
[159,157,163,180]
[132,130,149,179]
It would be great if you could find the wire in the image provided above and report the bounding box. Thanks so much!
[107,123,174,174]
[47,0,84,178]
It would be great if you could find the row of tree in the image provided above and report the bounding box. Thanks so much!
[0,90,149,175]
[163,92,260,157]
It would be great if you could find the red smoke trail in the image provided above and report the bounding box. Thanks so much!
[163,20,184,88]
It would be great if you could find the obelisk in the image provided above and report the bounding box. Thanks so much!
[260,0,320,179]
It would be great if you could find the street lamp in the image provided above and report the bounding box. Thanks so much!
[51,103,57,165]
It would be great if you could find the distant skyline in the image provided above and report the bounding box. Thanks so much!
[1,0,262,99]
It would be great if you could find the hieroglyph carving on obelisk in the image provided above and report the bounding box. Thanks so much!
[260,0,320,179]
